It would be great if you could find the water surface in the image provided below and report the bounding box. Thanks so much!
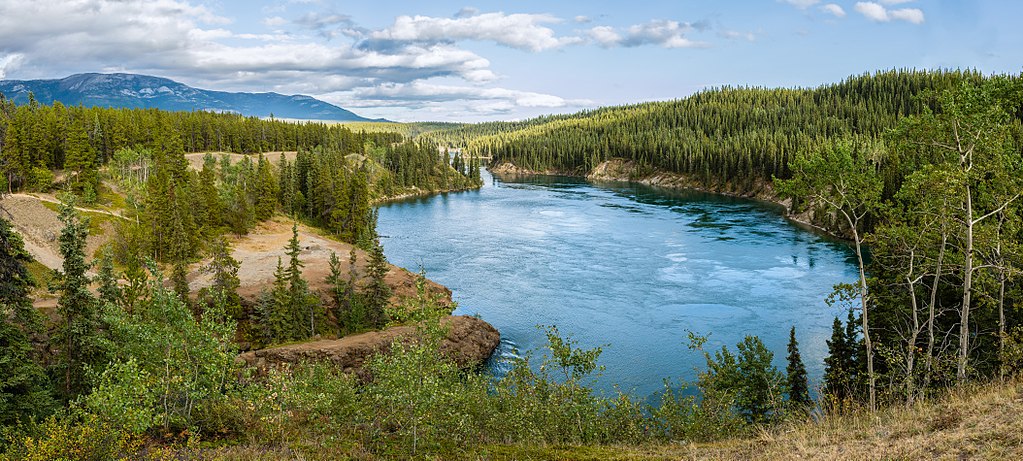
[377,170,857,398]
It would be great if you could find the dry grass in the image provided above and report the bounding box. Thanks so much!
[195,378,1023,460]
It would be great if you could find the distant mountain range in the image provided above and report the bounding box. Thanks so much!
[0,73,384,122]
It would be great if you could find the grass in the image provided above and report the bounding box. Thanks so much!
[188,377,1023,460]
[25,259,56,296]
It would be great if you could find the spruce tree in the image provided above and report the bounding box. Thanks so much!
[326,251,350,332]
[171,259,190,304]
[285,223,318,337]
[786,326,811,409]
[63,115,97,199]
[51,197,104,400]
[96,245,121,307]
[254,154,277,221]
[263,257,291,343]
[0,216,54,425]
[822,315,853,405]
[201,235,242,318]
[365,238,391,328]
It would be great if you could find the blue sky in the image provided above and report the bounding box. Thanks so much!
[0,0,1019,122]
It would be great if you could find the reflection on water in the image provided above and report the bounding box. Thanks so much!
[377,169,858,399]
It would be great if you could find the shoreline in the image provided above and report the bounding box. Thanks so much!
[373,183,483,206]
[491,159,841,239]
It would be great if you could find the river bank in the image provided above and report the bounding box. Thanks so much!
[490,159,838,238]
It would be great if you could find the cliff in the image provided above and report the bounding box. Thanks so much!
[237,315,501,376]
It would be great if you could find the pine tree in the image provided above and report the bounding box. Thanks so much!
[261,257,291,344]
[171,259,190,304]
[201,235,242,318]
[63,114,98,199]
[823,314,856,406]
[51,197,104,400]
[285,223,318,337]
[254,154,277,221]
[365,238,391,328]
[0,216,55,425]
[786,326,811,409]
[96,245,121,307]
[326,251,350,332]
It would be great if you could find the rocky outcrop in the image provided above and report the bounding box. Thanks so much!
[490,162,582,177]
[237,315,500,376]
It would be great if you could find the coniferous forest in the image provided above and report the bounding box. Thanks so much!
[1,69,1023,459]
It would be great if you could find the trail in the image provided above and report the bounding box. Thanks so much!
[6,193,130,220]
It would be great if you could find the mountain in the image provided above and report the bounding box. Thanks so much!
[0,73,384,122]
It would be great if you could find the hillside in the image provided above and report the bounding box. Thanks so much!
[0,73,383,122]
[425,70,1000,198]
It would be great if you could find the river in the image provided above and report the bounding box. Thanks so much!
[377,169,858,398]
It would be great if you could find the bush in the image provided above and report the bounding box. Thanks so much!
[3,413,140,461]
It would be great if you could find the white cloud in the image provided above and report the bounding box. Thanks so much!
[855,2,890,21]
[590,20,709,49]
[0,53,25,79]
[854,2,925,24]
[820,4,846,17]
[574,16,592,23]
[781,0,821,9]
[588,26,622,48]
[889,8,924,24]
[368,12,580,52]
[263,16,288,28]
[719,30,756,42]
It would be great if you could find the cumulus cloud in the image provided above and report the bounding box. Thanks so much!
[854,2,925,24]
[0,2,709,120]
[346,81,589,108]
[367,12,581,52]
[820,4,846,17]
[589,20,709,49]
[0,0,503,94]
[781,0,821,9]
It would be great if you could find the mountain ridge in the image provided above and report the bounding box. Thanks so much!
[0,72,385,122]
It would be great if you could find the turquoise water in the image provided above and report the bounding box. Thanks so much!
[377,169,858,398]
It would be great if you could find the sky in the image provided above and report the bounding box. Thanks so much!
[0,0,1020,122]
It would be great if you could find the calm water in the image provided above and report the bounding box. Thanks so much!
[377,169,858,398]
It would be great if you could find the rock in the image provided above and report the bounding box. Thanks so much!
[237,315,500,376]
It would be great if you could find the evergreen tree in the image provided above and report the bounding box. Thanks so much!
[96,245,121,307]
[63,114,97,199]
[254,154,277,221]
[51,197,104,400]
[785,326,811,409]
[285,223,319,337]
[365,238,391,328]
[326,251,350,332]
[171,259,190,304]
[260,257,292,344]
[822,314,856,406]
[0,216,54,426]
[200,235,242,319]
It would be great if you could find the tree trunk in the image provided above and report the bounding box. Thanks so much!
[999,271,1006,381]
[958,183,974,383]
[924,233,946,391]
[852,228,876,412]
[905,271,920,406]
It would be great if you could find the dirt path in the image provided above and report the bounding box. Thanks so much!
[0,194,113,272]
[7,193,129,220]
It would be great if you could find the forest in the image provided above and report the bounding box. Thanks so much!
[433,69,1023,411]
[1,70,1022,459]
